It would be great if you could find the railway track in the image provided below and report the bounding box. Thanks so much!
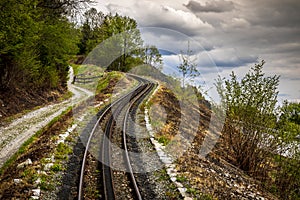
[78,75,155,200]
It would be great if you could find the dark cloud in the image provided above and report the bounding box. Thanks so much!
[278,93,290,97]
[242,0,300,28]
[140,27,215,55]
[96,0,300,101]
[290,77,300,81]
[184,0,235,13]
[159,49,177,56]
[213,56,258,67]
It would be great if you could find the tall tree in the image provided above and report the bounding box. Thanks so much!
[143,45,163,69]
[83,13,144,72]
[78,8,105,55]
[0,0,89,90]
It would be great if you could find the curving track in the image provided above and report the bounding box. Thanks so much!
[78,75,155,200]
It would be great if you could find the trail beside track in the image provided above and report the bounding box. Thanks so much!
[0,67,93,168]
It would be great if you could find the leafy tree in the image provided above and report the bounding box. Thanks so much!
[278,101,300,126]
[0,0,88,91]
[215,60,280,176]
[273,101,300,199]
[177,41,200,87]
[78,8,105,55]
[143,45,163,69]
[82,13,144,72]
[0,0,39,89]
[106,14,143,71]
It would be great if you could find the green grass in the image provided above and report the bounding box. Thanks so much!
[155,168,170,181]
[58,91,73,101]
[76,64,104,76]
[96,71,123,94]
[39,174,55,191]
[50,163,63,172]
[176,175,187,182]
[70,63,80,75]
[157,135,171,146]
[54,142,72,160]
[21,167,39,183]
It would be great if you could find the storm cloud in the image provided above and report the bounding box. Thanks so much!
[94,0,300,101]
[184,0,235,13]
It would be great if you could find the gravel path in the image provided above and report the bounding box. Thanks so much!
[0,67,94,168]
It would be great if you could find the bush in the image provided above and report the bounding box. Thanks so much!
[215,60,280,176]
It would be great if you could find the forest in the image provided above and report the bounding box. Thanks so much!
[0,0,161,118]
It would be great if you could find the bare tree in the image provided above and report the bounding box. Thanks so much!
[177,41,200,88]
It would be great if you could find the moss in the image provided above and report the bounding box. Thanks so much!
[96,71,123,94]
[50,163,63,172]
[157,135,171,146]
[176,175,187,182]
[54,142,72,160]
[39,174,55,191]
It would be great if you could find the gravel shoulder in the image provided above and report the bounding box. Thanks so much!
[0,67,93,168]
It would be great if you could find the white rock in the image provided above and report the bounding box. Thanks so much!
[32,188,41,196]
[13,179,21,184]
[44,163,53,171]
[165,164,176,168]
[30,196,39,200]
[35,178,41,184]
[178,187,187,194]
[167,168,176,175]
[248,192,256,198]
[184,197,193,200]
[17,158,33,168]
[175,182,184,188]
[171,177,177,182]
[169,173,177,178]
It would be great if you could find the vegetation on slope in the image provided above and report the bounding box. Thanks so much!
[215,60,300,199]
[0,0,90,118]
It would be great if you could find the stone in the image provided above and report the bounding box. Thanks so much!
[171,177,177,182]
[13,179,21,184]
[17,158,33,168]
[32,188,41,196]
[35,178,41,185]
[178,187,187,194]
[44,163,54,171]
[175,182,184,188]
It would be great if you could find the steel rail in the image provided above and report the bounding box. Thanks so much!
[78,74,154,200]
[78,82,142,199]
[122,83,154,200]
[102,83,150,200]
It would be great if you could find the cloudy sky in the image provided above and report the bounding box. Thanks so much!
[94,0,300,103]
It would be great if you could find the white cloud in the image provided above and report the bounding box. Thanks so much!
[103,1,213,36]
[221,17,250,29]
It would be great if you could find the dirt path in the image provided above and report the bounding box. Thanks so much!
[0,67,94,168]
